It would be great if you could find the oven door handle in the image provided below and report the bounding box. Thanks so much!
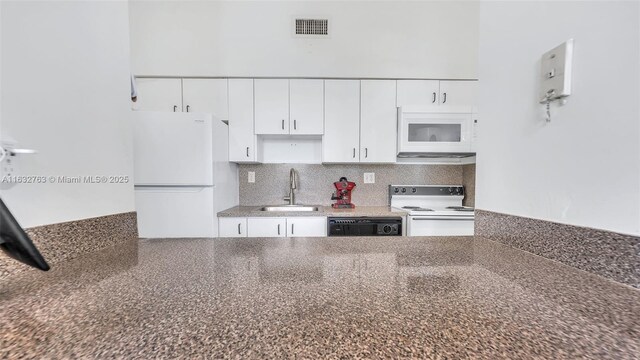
[411,217,474,221]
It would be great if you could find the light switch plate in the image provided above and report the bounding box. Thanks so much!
[363,172,375,184]
[248,171,255,183]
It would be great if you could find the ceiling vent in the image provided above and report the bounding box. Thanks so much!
[294,18,329,36]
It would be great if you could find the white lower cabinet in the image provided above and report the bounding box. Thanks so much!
[286,217,327,237]
[219,217,247,237]
[247,217,287,237]
[219,216,327,238]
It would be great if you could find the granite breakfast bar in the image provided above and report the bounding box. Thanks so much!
[1,236,638,359]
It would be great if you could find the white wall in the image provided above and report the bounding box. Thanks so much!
[129,1,479,79]
[476,1,640,235]
[1,1,135,228]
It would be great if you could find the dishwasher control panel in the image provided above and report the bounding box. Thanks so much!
[327,217,402,236]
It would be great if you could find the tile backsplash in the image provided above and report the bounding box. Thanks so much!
[238,164,475,206]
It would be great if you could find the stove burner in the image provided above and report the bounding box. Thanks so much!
[402,206,434,212]
[446,206,474,212]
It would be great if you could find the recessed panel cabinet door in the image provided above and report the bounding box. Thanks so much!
[290,79,324,135]
[134,78,182,112]
[228,79,256,162]
[439,81,478,107]
[323,80,360,163]
[182,78,229,119]
[396,80,440,107]
[254,79,289,135]
[360,80,397,163]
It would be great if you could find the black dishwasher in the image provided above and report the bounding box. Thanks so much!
[327,217,402,236]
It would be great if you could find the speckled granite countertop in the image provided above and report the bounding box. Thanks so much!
[217,205,408,217]
[1,236,638,359]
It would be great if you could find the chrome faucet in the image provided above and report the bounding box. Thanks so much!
[283,168,298,205]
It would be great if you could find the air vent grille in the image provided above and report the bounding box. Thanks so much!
[295,18,328,35]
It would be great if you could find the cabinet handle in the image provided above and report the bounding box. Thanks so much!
[246,147,249,157]
[173,105,178,112]
[353,148,356,158]
[237,223,241,235]
[291,223,294,235]
[282,119,285,130]
[278,224,281,235]
[294,119,297,130]
[432,92,436,103]
[442,93,447,104]
[365,148,368,158]
[186,105,190,112]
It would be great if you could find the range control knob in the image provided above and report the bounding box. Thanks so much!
[382,225,392,234]
[411,188,417,193]
[401,188,406,193]
[394,188,399,193]
[448,187,454,194]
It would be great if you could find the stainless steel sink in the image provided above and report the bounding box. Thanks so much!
[260,205,320,212]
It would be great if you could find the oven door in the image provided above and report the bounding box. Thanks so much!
[408,216,474,236]
[397,107,474,155]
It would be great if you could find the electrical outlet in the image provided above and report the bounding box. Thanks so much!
[364,172,375,184]
[248,171,255,183]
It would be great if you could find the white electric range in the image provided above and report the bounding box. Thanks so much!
[389,185,474,236]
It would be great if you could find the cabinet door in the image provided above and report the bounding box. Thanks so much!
[290,79,324,135]
[254,79,289,135]
[247,217,286,237]
[134,78,182,112]
[219,217,247,237]
[396,80,440,107]
[286,217,327,237]
[323,80,360,163]
[360,80,397,163]
[228,79,257,162]
[439,81,478,107]
[182,78,229,119]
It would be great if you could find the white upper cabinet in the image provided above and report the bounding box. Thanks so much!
[397,79,477,107]
[289,79,324,135]
[254,79,290,135]
[360,80,397,163]
[396,80,440,107]
[438,81,477,107]
[134,78,230,118]
[181,79,229,119]
[228,79,257,162]
[134,78,182,112]
[323,80,361,163]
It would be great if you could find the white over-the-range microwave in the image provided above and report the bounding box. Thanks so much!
[397,106,478,158]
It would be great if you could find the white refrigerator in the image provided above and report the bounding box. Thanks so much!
[133,112,238,238]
